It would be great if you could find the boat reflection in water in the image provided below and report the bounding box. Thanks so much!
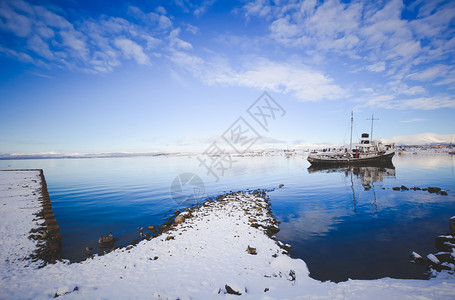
[308,163,395,212]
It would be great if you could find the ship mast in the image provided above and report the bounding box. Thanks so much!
[367,114,379,140]
[349,111,353,151]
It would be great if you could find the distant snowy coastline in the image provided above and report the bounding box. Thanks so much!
[1,144,454,161]
[1,171,455,299]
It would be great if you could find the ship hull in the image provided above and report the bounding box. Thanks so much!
[307,151,395,167]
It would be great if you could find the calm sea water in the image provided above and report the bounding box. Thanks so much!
[1,153,454,282]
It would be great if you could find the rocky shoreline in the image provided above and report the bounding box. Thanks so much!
[0,169,62,267]
[31,169,62,264]
[410,216,455,275]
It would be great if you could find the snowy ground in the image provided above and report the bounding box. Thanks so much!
[0,170,44,272]
[1,170,455,299]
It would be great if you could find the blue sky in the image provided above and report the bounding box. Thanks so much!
[0,0,454,154]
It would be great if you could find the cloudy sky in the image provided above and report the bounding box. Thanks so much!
[1,0,454,154]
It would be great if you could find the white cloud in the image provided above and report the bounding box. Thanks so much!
[400,118,426,123]
[27,34,53,59]
[362,95,455,110]
[366,62,385,72]
[221,59,346,102]
[243,0,272,18]
[0,4,32,37]
[381,133,455,145]
[0,1,174,72]
[185,24,199,34]
[0,45,34,63]
[173,0,215,16]
[59,30,88,60]
[114,38,150,65]
[171,52,346,102]
[388,82,426,96]
[407,64,450,81]
[169,28,192,50]
[194,0,216,17]
[155,6,167,15]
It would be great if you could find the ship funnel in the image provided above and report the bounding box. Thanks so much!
[361,133,370,144]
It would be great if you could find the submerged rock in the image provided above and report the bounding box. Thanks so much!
[98,233,114,247]
[450,217,455,235]
[441,191,448,196]
[428,187,441,193]
[392,187,401,191]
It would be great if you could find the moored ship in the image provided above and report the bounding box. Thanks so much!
[307,113,395,166]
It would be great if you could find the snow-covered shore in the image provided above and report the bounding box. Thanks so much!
[1,170,455,299]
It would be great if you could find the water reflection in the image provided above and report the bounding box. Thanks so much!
[307,164,396,185]
[308,164,395,212]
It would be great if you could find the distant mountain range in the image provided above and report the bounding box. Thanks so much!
[380,133,454,147]
[0,152,172,160]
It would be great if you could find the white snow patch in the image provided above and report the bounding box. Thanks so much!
[0,170,44,272]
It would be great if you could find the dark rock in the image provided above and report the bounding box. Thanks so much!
[428,187,441,193]
[279,184,284,188]
[435,235,455,252]
[434,252,453,263]
[410,251,425,265]
[441,191,448,196]
[450,217,455,235]
[266,225,280,236]
[174,210,181,215]
[288,270,296,281]
[427,253,441,266]
[165,235,174,241]
[164,217,173,226]
[174,215,185,224]
[147,225,155,231]
[392,187,401,191]
[247,245,257,255]
[401,185,409,191]
[98,233,115,247]
[225,285,242,295]
[412,187,421,191]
